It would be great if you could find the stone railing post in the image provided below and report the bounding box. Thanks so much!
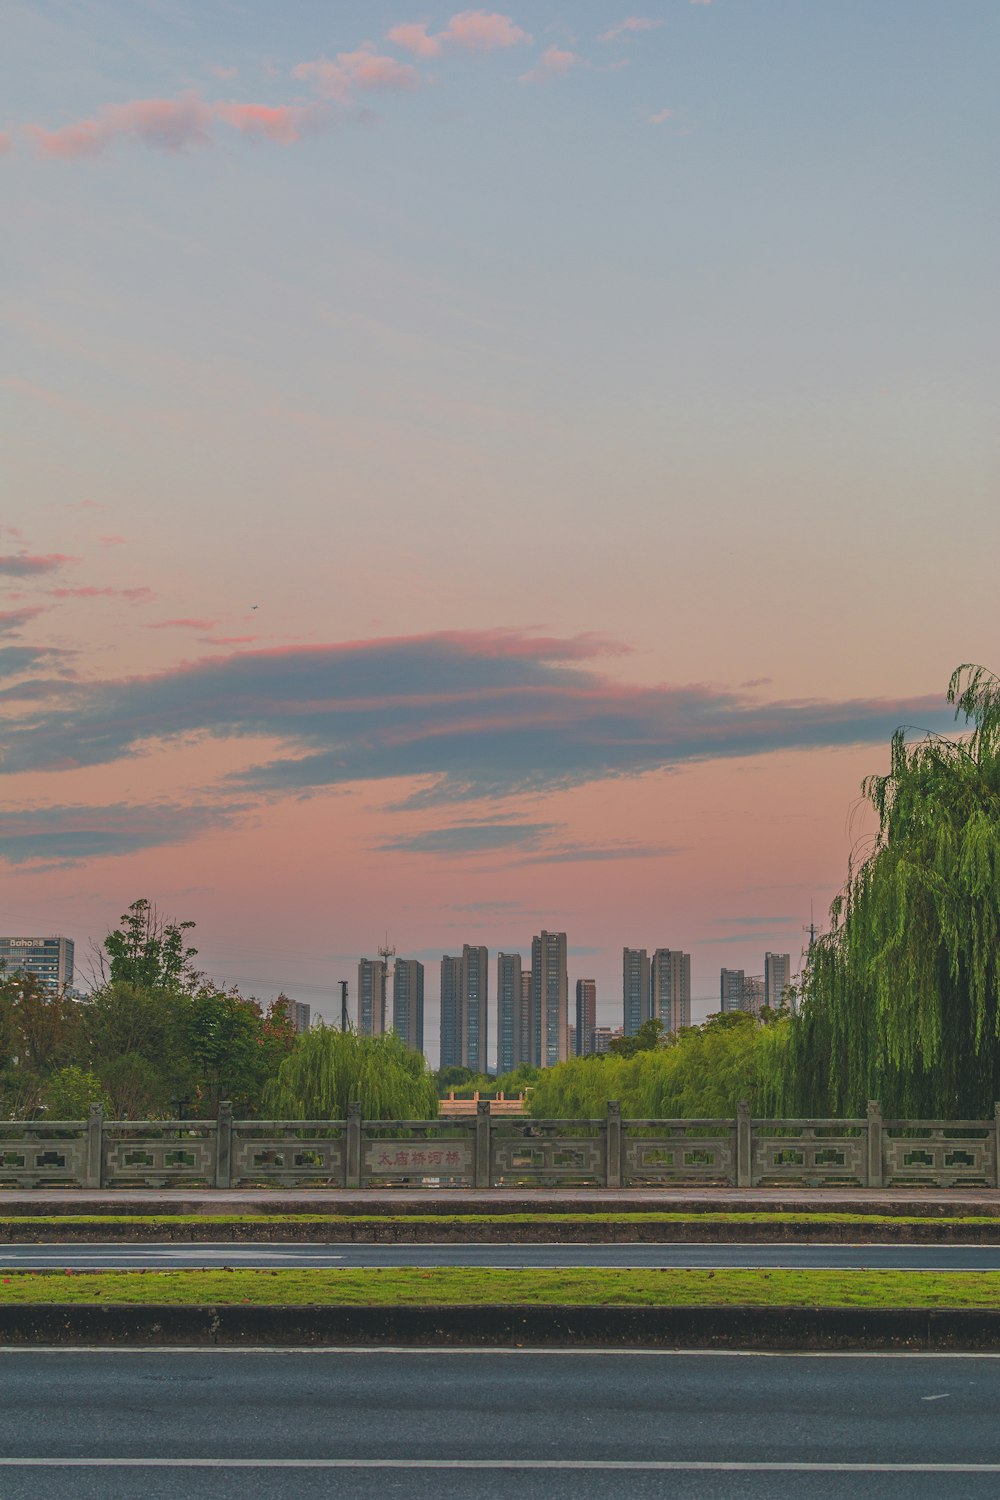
[867,1100,883,1188]
[475,1100,491,1189]
[215,1101,233,1189]
[736,1101,752,1188]
[346,1102,362,1189]
[606,1100,622,1188]
[85,1104,104,1190]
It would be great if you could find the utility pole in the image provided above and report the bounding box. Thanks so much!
[339,979,349,1031]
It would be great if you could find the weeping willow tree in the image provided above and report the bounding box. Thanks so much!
[786,665,1000,1119]
[264,1026,438,1120]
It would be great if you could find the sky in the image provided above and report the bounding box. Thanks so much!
[1,0,997,1062]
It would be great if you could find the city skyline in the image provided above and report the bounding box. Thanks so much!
[2,1,995,1036]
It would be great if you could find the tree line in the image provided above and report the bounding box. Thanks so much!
[4,665,996,1124]
[529,665,1000,1123]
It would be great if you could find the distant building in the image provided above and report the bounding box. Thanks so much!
[532,931,568,1066]
[290,1001,311,1034]
[592,1026,618,1055]
[651,949,691,1034]
[357,957,387,1036]
[764,952,792,1010]
[440,945,489,1072]
[622,947,651,1036]
[720,968,746,1013]
[392,959,425,1054]
[575,979,597,1056]
[0,936,74,994]
[496,951,520,1074]
[567,1023,576,1056]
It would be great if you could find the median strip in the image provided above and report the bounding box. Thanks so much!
[4,1267,1000,1306]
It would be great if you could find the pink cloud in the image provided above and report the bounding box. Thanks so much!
[48,585,153,602]
[440,10,530,51]
[0,132,12,156]
[292,50,421,103]
[25,94,318,160]
[212,65,239,80]
[388,11,530,56]
[146,617,218,630]
[200,634,260,645]
[26,95,214,159]
[386,22,442,59]
[648,108,675,124]
[0,553,77,576]
[213,100,315,145]
[520,46,580,84]
[600,17,666,42]
[99,534,128,546]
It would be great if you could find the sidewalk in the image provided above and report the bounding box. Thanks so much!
[1,1187,999,1215]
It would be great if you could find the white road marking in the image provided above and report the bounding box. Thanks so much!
[922,1393,951,1400]
[1,1458,1000,1471]
[2,1346,1000,1359]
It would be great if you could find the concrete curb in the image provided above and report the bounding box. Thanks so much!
[3,1219,1000,1244]
[1,1303,999,1350]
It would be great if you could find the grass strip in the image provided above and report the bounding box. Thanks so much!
[2,1211,999,1227]
[2,1267,1000,1307]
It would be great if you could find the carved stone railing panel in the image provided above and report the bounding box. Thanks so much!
[492,1120,606,1186]
[0,1123,89,1188]
[623,1122,737,1186]
[102,1121,217,1187]
[231,1121,347,1188]
[750,1121,867,1187]
[882,1122,995,1188]
[361,1120,476,1186]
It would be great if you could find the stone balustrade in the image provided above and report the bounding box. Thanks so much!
[0,1101,996,1189]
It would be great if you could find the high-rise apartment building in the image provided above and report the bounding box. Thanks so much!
[498,951,535,1074]
[0,936,75,994]
[622,947,651,1037]
[532,931,568,1067]
[575,979,597,1056]
[764,952,792,1010]
[290,1001,311,1034]
[651,948,691,1033]
[392,958,425,1054]
[357,957,387,1036]
[744,975,766,1016]
[440,945,489,1071]
[720,967,745,1013]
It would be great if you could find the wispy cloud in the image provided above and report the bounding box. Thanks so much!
[292,51,421,103]
[0,132,12,156]
[146,617,218,631]
[648,108,675,124]
[520,47,582,84]
[518,841,683,864]
[0,553,77,576]
[379,820,556,855]
[48,585,153,602]
[388,11,531,58]
[0,630,954,810]
[0,646,70,682]
[0,802,244,867]
[0,607,46,637]
[600,17,666,43]
[25,95,322,160]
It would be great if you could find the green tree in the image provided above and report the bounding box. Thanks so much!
[265,1026,438,1120]
[786,664,1000,1118]
[41,1066,111,1119]
[102,899,199,992]
[608,1018,666,1058]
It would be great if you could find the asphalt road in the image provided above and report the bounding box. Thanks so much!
[1,1349,1000,1499]
[2,1241,1000,1269]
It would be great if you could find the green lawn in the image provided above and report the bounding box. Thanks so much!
[1,1266,1000,1306]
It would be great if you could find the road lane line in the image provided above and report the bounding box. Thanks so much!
[3,1458,1000,1471]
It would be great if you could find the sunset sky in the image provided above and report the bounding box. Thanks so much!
[2,1,996,1061]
